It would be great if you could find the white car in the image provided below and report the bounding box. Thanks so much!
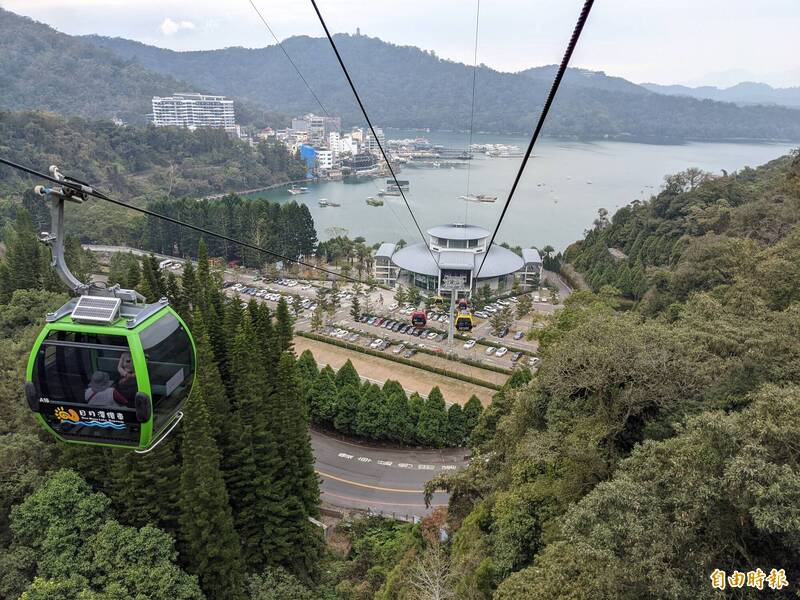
[497,299,509,307]
[370,338,384,349]
[463,339,476,349]
[496,347,508,357]
[427,331,437,339]
[393,344,405,354]
[389,302,399,310]
[485,346,496,356]
[485,306,498,313]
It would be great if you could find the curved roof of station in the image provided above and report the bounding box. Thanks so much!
[390,242,524,278]
[426,223,490,241]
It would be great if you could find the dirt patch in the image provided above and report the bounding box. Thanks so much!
[294,336,498,406]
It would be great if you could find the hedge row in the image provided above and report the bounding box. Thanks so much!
[298,331,503,391]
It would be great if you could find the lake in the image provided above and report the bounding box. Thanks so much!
[247,130,797,251]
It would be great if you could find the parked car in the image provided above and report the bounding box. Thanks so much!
[436,333,446,342]
[370,338,383,349]
[389,302,399,310]
[463,339,476,349]
[529,357,541,366]
[496,347,508,357]
[379,341,390,350]
[498,326,509,338]
[393,344,405,354]
[367,317,377,325]
[475,311,489,319]
[513,331,524,340]
[348,333,359,342]
[511,351,523,362]
[403,349,418,358]
[485,346,496,356]
[427,331,437,340]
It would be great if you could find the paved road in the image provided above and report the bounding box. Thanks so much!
[311,429,466,518]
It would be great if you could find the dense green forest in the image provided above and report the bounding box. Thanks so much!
[3,149,800,598]
[565,151,800,312]
[142,195,316,267]
[82,32,800,141]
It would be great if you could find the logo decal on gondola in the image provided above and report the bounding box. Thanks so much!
[54,406,126,430]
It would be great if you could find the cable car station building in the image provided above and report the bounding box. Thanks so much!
[374,223,542,298]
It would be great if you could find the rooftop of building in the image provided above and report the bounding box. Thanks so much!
[522,248,543,264]
[375,242,396,258]
[427,223,491,241]
[390,242,525,278]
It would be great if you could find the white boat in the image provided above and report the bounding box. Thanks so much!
[459,194,497,203]
[366,197,384,206]
[318,198,329,207]
[288,186,309,195]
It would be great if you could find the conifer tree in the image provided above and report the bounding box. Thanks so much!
[192,319,230,443]
[126,258,141,289]
[272,353,320,517]
[307,367,338,426]
[223,320,287,572]
[409,392,425,437]
[463,395,484,439]
[383,380,414,444]
[355,384,389,439]
[178,379,245,600]
[416,387,448,447]
[275,297,294,353]
[180,260,198,311]
[334,359,361,389]
[296,350,319,398]
[447,403,467,446]
[333,384,361,434]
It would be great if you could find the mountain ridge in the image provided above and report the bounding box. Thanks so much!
[641,80,800,108]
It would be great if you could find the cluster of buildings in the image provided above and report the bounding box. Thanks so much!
[266,113,387,179]
[149,93,386,178]
[374,223,543,297]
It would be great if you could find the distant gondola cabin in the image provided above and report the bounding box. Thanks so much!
[25,296,195,451]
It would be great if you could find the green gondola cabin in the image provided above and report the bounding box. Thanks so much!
[25,296,195,451]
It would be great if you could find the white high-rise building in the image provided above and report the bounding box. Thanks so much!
[317,150,334,170]
[151,93,236,132]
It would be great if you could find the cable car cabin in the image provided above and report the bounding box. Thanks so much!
[411,309,427,327]
[457,297,469,311]
[431,295,445,308]
[24,296,195,451]
[455,310,474,332]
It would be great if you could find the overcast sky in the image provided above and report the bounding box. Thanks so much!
[2,0,799,87]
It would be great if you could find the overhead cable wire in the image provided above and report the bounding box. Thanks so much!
[247,0,416,245]
[0,156,369,286]
[309,0,440,267]
[248,0,330,117]
[476,0,595,278]
[464,0,481,227]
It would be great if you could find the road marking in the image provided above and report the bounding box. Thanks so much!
[358,456,372,463]
[321,491,445,508]
[338,452,354,459]
[397,463,414,469]
[315,470,423,493]
[377,460,393,466]
[417,464,435,470]
[441,465,458,470]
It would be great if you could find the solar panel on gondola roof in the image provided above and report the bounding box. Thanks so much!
[70,295,121,324]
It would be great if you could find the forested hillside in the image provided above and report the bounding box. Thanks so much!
[392,149,800,598]
[0,110,307,244]
[565,150,800,313]
[82,32,800,141]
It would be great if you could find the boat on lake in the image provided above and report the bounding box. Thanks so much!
[459,194,497,203]
[288,186,309,195]
[366,197,384,206]
[319,198,341,207]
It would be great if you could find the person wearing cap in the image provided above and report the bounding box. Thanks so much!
[85,371,128,408]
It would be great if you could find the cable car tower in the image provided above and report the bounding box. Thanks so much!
[23,166,196,453]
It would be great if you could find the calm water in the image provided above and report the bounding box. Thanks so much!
[248,130,797,251]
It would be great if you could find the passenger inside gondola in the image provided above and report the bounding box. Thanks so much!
[115,352,137,403]
[85,370,128,408]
